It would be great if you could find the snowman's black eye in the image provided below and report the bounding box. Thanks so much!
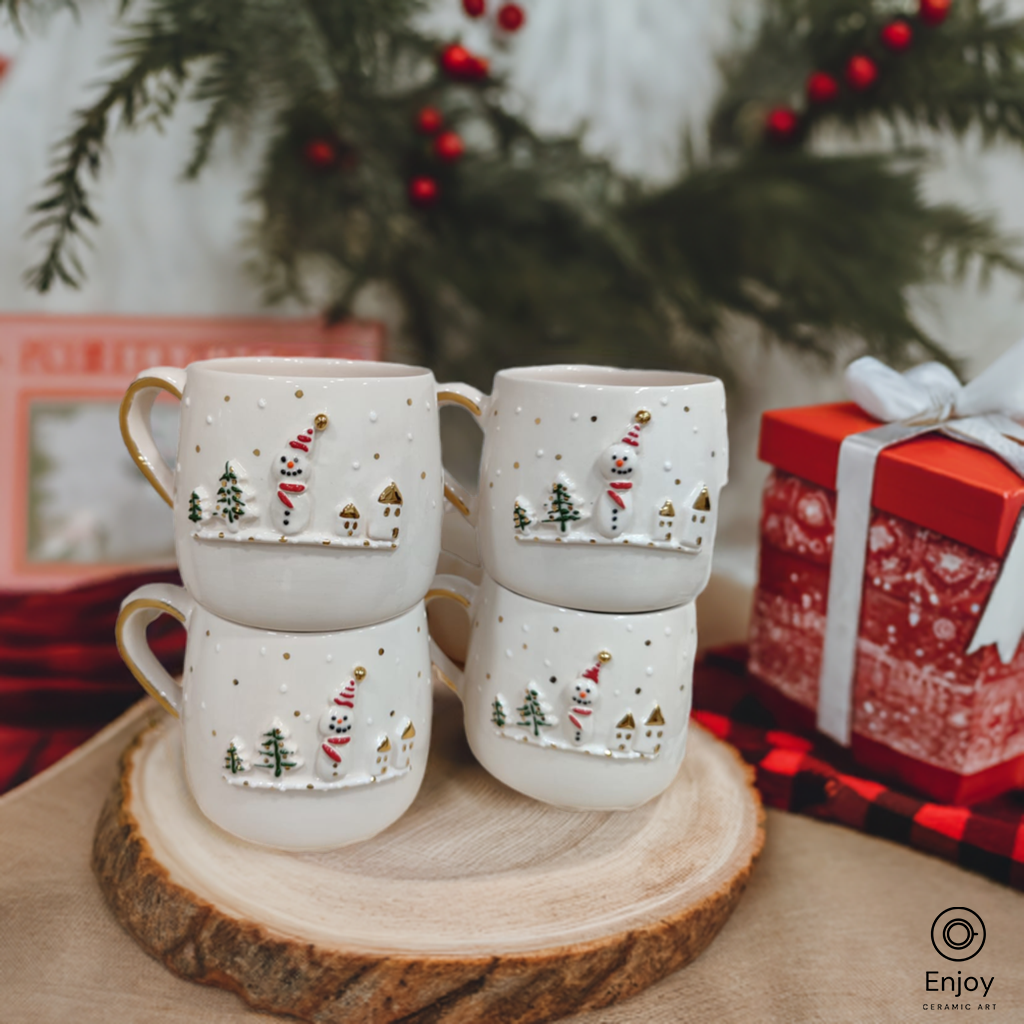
[281,457,286,463]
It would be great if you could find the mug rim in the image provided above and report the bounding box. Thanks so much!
[186,356,434,381]
[495,364,719,389]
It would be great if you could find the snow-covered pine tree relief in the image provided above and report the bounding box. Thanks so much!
[515,685,556,737]
[491,694,511,728]
[223,737,250,774]
[188,486,210,524]
[512,500,531,532]
[213,459,256,532]
[255,719,302,777]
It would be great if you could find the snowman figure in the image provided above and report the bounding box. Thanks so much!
[564,651,610,746]
[270,417,326,535]
[594,411,649,539]
[316,679,357,779]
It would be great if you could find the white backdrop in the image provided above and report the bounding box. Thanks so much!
[2,0,1022,581]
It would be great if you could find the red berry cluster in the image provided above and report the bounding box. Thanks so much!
[461,0,526,32]
[765,0,951,144]
[408,106,468,208]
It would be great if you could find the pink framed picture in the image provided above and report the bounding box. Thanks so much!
[0,315,384,592]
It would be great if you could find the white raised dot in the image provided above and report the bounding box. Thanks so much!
[201,701,206,710]
[663,461,672,471]
[536,449,544,458]
[626,623,634,632]
[505,649,513,659]
[280,683,288,693]
[692,426,700,434]
[496,468,502,476]
[184,397,191,407]
[215,643,221,653]
[369,410,378,422]
[260,646,267,656]
[515,406,522,415]
[176,462,181,472]
[664,626,672,636]
[425,401,431,410]
[326,653,333,663]
[352,460,361,470]
[206,414,213,425]
[408,432,413,441]
[304,714,311,722]
[614,688,621,697]
[366,717,374,725]
[571,412,580,421]
[258,398,267,409]
[646,666,654,677]
[660,396,669,406]
[543,658,552,667]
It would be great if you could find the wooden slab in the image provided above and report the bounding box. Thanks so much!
[93,682,764,1024]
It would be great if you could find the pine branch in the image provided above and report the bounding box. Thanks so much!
[25,0,225,290]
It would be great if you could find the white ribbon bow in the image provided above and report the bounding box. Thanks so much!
[816,340,1024,745]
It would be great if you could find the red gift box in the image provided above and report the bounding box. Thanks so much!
[748,402,1024,804]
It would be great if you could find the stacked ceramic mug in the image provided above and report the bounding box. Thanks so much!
[428,366,728,810]
[115,357,473,850]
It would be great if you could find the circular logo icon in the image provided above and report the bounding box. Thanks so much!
[931,907,986,962]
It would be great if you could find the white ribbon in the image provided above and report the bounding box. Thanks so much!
[817,340,1024,745]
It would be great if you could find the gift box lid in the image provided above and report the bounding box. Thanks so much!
[759,402,1024,558]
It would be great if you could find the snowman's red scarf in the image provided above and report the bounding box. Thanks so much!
[569,707,593,729]
[277,482,306,508]
[606,480,633,509]
[321,735,351,763]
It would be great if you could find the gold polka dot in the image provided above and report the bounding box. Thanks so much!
[555,454,562,461]
[535,417,541,424]
[224,395,230,402]
[233,679,239,685]
[407,398,413,406]
[489,482,493,488]
[212,730,217,737]
[421,471,426,479]
[684,405,690,412]
[553,627,559,632]
[378,647,385,656]
[295,389,304,398]
[513,462,520,469]
[522,643,528,649]
[354,666,366,680]
[253,448,261,456]
[314,413,329,430]
[498,616,504,622]
[195,444,201,452]
[294,710,301,717]
[675,479,681,485]
[374,453,380,460]
[283,653,290,660]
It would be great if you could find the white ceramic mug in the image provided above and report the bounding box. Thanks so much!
[426,573,697,810]
[441,366,728,613]
[121,356,469,631]
[117,582,434,850]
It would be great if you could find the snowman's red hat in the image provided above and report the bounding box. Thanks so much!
[621,409,651,448]
[289,427,316,453]
[334,682,357,708]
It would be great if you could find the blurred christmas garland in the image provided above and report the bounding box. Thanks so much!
[8,0,1024,382]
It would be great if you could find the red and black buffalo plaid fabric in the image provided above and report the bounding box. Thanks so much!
[693,646,1024,892]
[0,570,185,794]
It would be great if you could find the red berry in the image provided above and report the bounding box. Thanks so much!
[409,176,440,208]
[845,54,878,91]
[0,56,10,82]
[303,139,336,170]
[462,0,485,16]
[497,3,525,31]
[806,71,839,105]
[465,55,490,80]
[416,106,444,135]
[434,130,465,163]
[765,107,800,143]
[919,0,951,25]
[440,44,472,77]
[880,20,913,51]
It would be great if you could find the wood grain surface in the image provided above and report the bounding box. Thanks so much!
[93,681,764,1024]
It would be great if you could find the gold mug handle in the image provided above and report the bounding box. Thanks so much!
[116,583,195,718]
[437,383,487,524]
[424,574,479,699]
[119,367,188,506]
